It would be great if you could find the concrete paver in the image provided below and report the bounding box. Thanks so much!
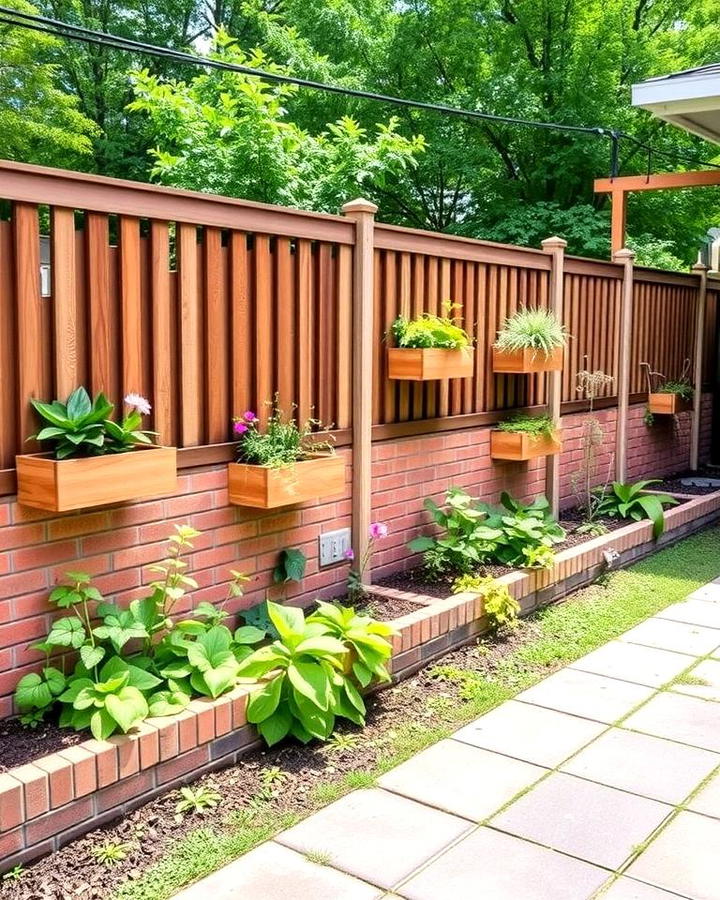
[569,640,693,687]
[623,691,720,753]
[687,771,720,820]
[657,598,720,629]
[671,658,720,703]
[619,617,720,657]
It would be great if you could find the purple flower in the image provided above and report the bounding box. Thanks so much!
[124,393,151,416]
[242,410,257,422]
[233,422,248,435]
[344,547,355,561]
[369,522,388,540]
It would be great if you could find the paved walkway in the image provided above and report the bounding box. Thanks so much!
[176,578,720,900]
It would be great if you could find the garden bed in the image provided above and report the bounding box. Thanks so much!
[2,525,719,900]
[1,487,719,878]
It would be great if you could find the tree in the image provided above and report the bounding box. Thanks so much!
[0,0,96,167]
[129,31,425,211]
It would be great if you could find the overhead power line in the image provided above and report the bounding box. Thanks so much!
[1,4,719,175]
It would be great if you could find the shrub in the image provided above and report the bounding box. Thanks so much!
[14,527,259,739]
[496,413,556,439]
[28,387,154,459]
[494,307,568,357]
[238,601,394,747]
[408,488,565,574]
[594,480,677,538]
[390,304,471,350]
[233,398,334,467]
[452,575,520,629]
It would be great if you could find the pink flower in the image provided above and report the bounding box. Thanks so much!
[344,547,355,561]
[242,411,257,422]
[124,393,151,416]
[233,422,248,435]
[369,522,388,539]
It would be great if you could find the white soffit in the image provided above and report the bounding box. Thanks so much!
[632,65,720,144]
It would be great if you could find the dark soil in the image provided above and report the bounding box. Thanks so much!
[558,508,633,548]
[659,473,720,496]
[357,594,428,619]
[0,717,84,773]
[376,563,509,600]
[0,621,541,900]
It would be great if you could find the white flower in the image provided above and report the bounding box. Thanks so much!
[124,393,152,416]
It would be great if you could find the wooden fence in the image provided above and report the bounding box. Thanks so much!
[0,160,717,495]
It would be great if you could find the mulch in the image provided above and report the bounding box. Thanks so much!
[0,717,84,773]
[659,473,720,495]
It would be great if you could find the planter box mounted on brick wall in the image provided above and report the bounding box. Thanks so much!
[227,454,345,509]
[492,346,564,374]
[490,429,562,461]
[647,393,692,415]
[15,446,178,512]
[387,348,474,381]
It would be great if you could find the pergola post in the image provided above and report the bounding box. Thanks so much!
[342,198,377,578]
[613,247,635,482]
[690,262,709,471]
[541,235,567,517]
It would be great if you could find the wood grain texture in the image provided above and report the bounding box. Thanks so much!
[227,454,345,508]
[387,348,474,381]
[490,429,562,461]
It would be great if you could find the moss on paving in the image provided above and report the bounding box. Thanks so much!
[117,526,720,900]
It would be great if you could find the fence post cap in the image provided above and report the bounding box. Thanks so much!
[342,198,378,216]
[541,235,567,251]
[613,247,635,261]
[692,260,709,272]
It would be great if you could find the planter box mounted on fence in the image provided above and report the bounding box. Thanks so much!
[227,454,345,509]
[16,445,178,512]
[647,393,692,415]
[492,346,564,374]
[387,347,474,381]
[490,429,562,461]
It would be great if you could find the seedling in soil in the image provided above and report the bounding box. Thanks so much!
[91,841,133,865]
[175,785,223,817]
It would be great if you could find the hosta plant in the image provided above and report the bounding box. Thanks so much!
[13,526,256,740]
[237,601,394,747]
[594,480,677,538]
[28,387,155,459]
[494,307,568,357]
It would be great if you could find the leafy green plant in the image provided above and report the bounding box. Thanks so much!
[273,548,307,585]
[657,379,693,401]
[238,600,393,747]
[576,521,609,537]
[452,575,520,628]
[91,841,133,865]
[325,731,361,753]
[14,526,254,739]
[641,360,694,403]
[496,413,556,439]
[241,600,279,640]
[494,307,568,356]
[28,387,155,459]
[595,480,678,538]
[390,304,471,350]
[347,522,389,601]
[233,398,334,468]
[175,785,223,816]
[490,494,565,568]
[2,865,24,883]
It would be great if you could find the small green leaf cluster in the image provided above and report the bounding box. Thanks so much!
[14,527,258,741]
[409,488,565,574]
[29,387,155,460]
[91,841,133,866]
[657,379,694,401]
[452,575,520,629]
[239,601,395,747]
[496,413,556,439]
[273,548,307,585]
[175,785,223,816]
[594,480,677,538]
[235,398,335,468]
[390,307,471,350]
[494,307,568,356]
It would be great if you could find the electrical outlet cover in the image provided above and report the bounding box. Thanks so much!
[319,528,352,566]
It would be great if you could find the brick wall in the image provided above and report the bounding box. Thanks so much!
[0,398,710,717]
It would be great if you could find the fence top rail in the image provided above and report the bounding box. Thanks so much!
[0,159,355,244]
[374,221,552,271]
[633,265,700,288]
[564,255,624,278]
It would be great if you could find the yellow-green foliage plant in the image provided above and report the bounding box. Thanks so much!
[453,574,520,629]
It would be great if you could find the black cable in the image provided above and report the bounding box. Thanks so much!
[2,4,720,173]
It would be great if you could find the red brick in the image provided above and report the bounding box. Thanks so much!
[155,745,210,785]
[131,722,160,769]
[2,522,45,550]
[57,746,97,798]
[213,694,233,736]
[7,764,48,820]
[0,570,47,601]
[109,735,139,779]
[188,699,216,745]
[95,770,154,813]
[25,796,93,844]
[230,687,250,729]
[33,755,73,808]
[0,826,23,859]
[0,773,23,831]
[176,709,198,752]
[13,539,78,572]
[47,511,110,541]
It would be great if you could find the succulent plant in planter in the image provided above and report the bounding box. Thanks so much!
[493,307,568,373]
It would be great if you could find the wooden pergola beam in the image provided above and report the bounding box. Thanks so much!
[594,169,720,254]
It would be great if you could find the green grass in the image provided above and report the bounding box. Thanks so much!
[116,526,720,900]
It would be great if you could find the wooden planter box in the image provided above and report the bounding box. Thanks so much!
[228,454,345,508]
[490,429,562,461]
[492,346,564,374]
[647,393,692,415]
[16,446,177,512]
[387,347,474,381]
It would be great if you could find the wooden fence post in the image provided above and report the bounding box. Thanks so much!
[613,247,635,482]
[690,261,709,471]
[541,235,567,517]
[342,198,377,577]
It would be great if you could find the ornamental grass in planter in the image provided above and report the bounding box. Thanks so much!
[228,402,345,508]
[387,305,474,380]
[16,388,177,511]
[490,413,561,461]
[492,307,567,373]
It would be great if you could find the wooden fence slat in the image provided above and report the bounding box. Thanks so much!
[150,221,173,446]
[178,223,202,445]
[0,221,17,468]
[13,203,43,445]
[336,245,352,429]
[275,237,295,413]
[119,216,143,395]
[50,207,78,397]
[296,239,312,425]
[254,235,273,426]
[85,213,112,394]
[204,227,228,443]
[230,232,251,421]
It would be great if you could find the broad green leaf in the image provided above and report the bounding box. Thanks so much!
[47,616,86,649]
[246,674,284,723]
[267,601,304,642]
[295,636,347,658]
[233,625,266,645]
[90,708,117,741]
[105,686,148,733]
[147,690,190,717]
[15,673,52,710]
[257,706,293,746]
[80,645,105,670]
[287,661,331,710]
